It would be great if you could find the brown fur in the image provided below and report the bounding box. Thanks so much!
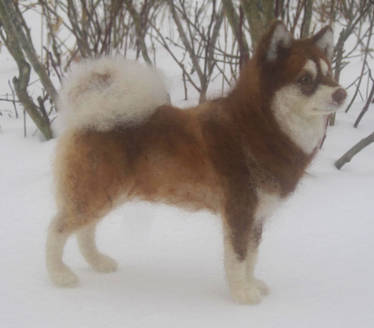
[53,22,337,262]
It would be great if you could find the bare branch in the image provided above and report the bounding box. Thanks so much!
[354,69,374,128]
[335,131,374,169]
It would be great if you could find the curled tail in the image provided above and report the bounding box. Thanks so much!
[57,57,169,131]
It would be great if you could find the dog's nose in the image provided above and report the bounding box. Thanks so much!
[332,88,347,105]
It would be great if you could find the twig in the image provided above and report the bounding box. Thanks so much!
[345,7,374,113]
[335,131,374,169]
[354,69,374,128]
[0,97,22,103]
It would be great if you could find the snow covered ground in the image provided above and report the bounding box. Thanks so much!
[0,10,374,327]
[1,91,374,328]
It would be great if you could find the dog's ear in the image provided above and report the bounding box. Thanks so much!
[256,21,292,63]
[311,26,334,60]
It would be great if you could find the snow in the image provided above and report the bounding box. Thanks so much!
[1,90,374,328]
[1,9,374,328]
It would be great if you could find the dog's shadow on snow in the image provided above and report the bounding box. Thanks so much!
[77,261,227,303]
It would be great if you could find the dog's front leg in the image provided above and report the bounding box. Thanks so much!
[223,217,268,305]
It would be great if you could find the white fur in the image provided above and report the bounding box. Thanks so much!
[57,57,169,131]
[255,189,280,224]
[267,24,292,61]
[223,233,269,304]
[304,60,317,79]
[315,29,333,60]
[77,223,118,273]
[46,218,79,286]
[320,59,329,76]
[46,219,118,286]
[272,84,338,154]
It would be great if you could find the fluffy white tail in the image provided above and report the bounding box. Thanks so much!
[57,57,169,131]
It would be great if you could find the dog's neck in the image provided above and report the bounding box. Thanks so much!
[215,98,311,197]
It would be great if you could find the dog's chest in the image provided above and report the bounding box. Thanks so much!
[291,116,326,154]
[275,111,326,155]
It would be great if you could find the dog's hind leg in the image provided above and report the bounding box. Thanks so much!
[76,222,118,273]
[46,214,79,287]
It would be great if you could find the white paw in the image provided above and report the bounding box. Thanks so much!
[49,265,79,287]
[254,279,269,296]
[231,279,269,305]
[91,254,118,273]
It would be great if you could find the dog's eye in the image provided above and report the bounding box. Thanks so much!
[298,73,313,85]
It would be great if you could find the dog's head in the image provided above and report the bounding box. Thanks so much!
[254,21,347,116]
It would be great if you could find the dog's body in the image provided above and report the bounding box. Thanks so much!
[47,22,347,304]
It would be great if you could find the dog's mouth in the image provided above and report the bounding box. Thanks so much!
[312,107,337,114]
[312,102,343,115]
